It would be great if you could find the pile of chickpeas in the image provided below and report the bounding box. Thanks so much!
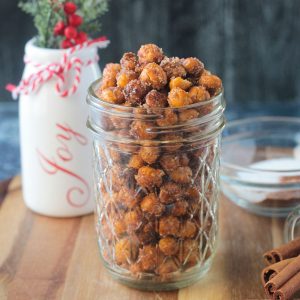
[96,44,222,278]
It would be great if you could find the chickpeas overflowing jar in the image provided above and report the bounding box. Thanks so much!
[87,44,225,290]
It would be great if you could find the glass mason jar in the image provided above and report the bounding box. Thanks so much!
[87,79,225,291]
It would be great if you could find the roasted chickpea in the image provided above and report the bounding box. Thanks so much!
[170,166,193,184]
[159,181,183,204]
[139,245,158,272]
[111,164,136,190]
[140,63,167,90]
[138,44,164,64]
[135,166,165,189]
[145,90,168,108]
[115,237,138,265]
[168,87,193,108]
[159,216,180,236]
[120,52,138,70]
[130,121,157,140]
[115,129,139,153]
[178,239,199,267]
[159,154,180,173]
[160,133,183,152]
[99,87,125,104]
[111,165,124,191]
[116,70,138,88]
[179,220,198,238]
[185,186,200,201]
[124,209,143,231]
[123,79,149,105]
[139,145,160,164]
[136,221,158,245]
[128,154,144,169]
[140,193,165,216]
[103,63,121,78]
[180,153,190,166]
[160,57,186,79]
[170,200,188,216]
[179,109,199,123]
[189,86,210,103]
[169,77,192,90]
[156,108,178,127]
[117,187,141,209]
[156,257,179,275]
[199,74,222,95]
[159,236,179,256]
[183,57,204,77]
[113,218,127,237]
[98,76,116,91]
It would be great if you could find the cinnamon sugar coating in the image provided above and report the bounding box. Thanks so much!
[199,74,222,95]
[156,108,178,127]
[139,145,160,164]
[189,86,210,103]
[170,166,193,184]
[116,70,138,88]
[179,109,199,123]
[168,87,193,107]
[99,87,125,104]
[135,166,165,189]
[121,52,138,71]
[138,44,164,64]
[159,181,183,204]
[115,237,139,265]
[169,77,192,90]
[159,237,179,256]
[160,57,186,79]
[130,120,157,140]
[140,193,165,216]
[145,90,168,108]
[159,216,180,236]
[140,63,167,90]
[183,57,204,77]
[128,154,144,169]
[123,79,149,105]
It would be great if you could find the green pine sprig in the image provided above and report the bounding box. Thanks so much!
[18,0,109,49]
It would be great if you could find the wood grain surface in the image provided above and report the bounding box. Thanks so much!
[0,177,287,300]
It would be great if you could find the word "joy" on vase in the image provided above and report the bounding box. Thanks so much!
[36,122,90,207]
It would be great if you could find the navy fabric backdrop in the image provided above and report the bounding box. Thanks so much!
[1,0,300,107]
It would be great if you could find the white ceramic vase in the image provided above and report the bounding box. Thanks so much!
[19,39,100,217]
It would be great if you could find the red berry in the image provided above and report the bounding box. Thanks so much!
[64,2,77,15]
[75,32,88,44]
[53,21,65,36]
[61,39,74,49]
[68,14,83,27]
[64,26,78,39]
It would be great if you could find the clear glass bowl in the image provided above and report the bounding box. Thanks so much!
[221,116,300,217]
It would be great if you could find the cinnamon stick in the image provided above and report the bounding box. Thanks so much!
[261,258,294,285]
[273,271,300,300]
[263,238,300,265]
[264,255,300,297]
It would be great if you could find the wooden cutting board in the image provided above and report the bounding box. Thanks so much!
[0,176,285,300]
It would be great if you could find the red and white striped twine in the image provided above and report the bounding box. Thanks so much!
[6,37,109,99]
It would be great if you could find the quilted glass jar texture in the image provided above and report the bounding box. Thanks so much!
[87,79,225,290]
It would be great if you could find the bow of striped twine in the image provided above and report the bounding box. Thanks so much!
[6,36,109,99]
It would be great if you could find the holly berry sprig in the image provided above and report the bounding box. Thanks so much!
[19,0,109,49]
[54,2,88,49]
